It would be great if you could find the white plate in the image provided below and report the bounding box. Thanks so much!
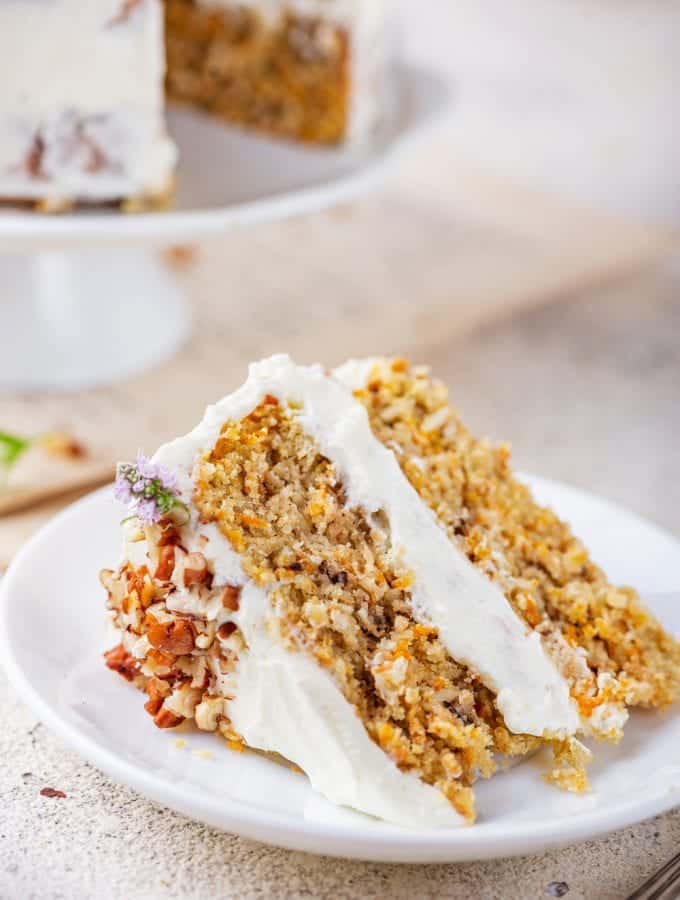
[1,476,679,863]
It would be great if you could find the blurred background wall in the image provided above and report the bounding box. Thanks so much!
[398,0,679,224]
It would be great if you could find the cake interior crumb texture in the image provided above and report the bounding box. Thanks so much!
[100,358,680,825]
[165,1,352,145]
[353,361,680,714]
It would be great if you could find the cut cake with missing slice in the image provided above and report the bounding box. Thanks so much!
[1,1,389,209]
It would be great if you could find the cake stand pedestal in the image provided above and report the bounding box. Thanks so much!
[0,249,188,391]
[0,65,448,392]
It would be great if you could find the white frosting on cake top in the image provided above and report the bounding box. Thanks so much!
[147,354,581,825]
[0,0,176,201]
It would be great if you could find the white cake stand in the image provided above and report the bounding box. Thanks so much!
[0,65,449,392]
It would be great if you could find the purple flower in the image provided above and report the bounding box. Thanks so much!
[135,498,158,525]
[158,467,177,491]
[135,452,157,480]
[113,478,133,503]
[114,454,188,525]
[134,452,177,489]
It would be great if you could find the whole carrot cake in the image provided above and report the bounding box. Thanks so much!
[1,1,389,210]
[101,355,680,825]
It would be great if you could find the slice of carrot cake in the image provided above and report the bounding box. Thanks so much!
[101,354,680,826]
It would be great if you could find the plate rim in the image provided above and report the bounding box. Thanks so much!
[1,477,679,863]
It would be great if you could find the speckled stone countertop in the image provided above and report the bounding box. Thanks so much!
[2,259,679,899]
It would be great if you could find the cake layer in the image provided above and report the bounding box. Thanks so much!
[222,0,390,143]
[165,0,388,144]
[0,0,176,207]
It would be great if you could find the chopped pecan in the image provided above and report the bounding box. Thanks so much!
[99,568,115,589]
[103,644,140,682]
[165,682,202,719]
[153,706,184,729]
[209,643,237,674]
[145,648,177,674]
[147,618,195,656]
[24,134,45,178]
[126,566,149,593]
[126,566,155,608]
[195,696,224,732]
[108,0,144,26]
[99,568,127,607]
[192,659,210,690]
[154,546,175,581]
[144,695,163,716]
[194,620,216,650]
[157,525,181,547]
[184,552,209,587]
[217,622,237,641]
[82,134,106,174]
[220,585,241,611]
[144,677,171,716]
[40,787,67,799]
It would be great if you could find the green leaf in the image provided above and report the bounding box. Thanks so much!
[0,431,33,480]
